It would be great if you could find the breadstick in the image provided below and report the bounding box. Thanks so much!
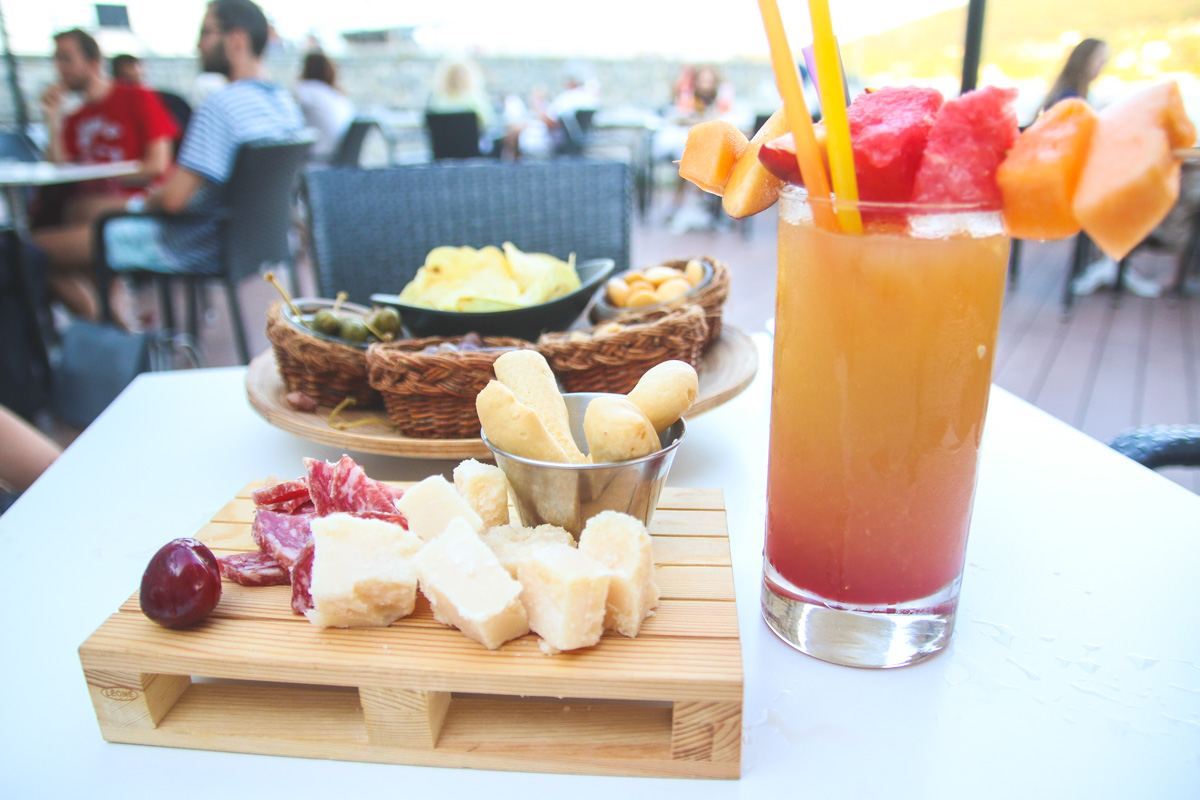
[626,360,699,433]
[476,380,572,463]
[493,350,587,463]
[583,395,660,463]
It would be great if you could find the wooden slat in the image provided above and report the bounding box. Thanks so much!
[120,590,739,639]
[647,509,729,537]
[81,613,742,703]
[211,498,256,525]
[95,683,736,778]
[656,565,735,601]
[657,488,724,510]
[652,535,731,565]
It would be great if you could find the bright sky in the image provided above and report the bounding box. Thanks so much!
[4,0,969,58]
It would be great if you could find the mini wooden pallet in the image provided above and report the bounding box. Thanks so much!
[79,482,743,779]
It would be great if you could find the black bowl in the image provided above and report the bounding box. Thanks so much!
[370,258,615,341]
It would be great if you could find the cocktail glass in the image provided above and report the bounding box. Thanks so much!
[761,187,1010,668]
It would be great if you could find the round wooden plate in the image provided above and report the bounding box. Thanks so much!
[245,324,759,459]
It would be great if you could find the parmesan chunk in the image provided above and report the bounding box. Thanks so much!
[453,459,511,528]
[481,523,574,579]
[578,511,660,637]
[414,518,529,649]
[518,544,611,651]
[305,513,423,629]
[396,475,483,542]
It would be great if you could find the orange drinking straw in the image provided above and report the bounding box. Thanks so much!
[757,0,838,232]
[808,0,862,233]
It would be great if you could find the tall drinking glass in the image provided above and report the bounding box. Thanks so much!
[761,187,1010,668]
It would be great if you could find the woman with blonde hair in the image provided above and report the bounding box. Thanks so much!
[428,58,494,129]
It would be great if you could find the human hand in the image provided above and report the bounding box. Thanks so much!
[40,84,64,122]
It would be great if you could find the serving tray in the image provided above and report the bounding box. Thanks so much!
[79,482,743,779]
[244,324,759,459]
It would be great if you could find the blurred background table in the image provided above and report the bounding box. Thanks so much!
[2,335,1197,798]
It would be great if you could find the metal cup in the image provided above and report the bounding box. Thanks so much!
[482,392,687,539]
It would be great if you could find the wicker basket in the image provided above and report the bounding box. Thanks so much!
[538,304,709,394]
[590,256,730,350]
[367,336,535,439]
[266,302,380,409]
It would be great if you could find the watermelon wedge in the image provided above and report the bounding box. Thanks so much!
[912,86,1019,207]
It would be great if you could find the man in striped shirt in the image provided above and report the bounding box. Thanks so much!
[34,0,306,323]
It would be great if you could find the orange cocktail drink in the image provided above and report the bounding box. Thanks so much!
[761,188,1009,668]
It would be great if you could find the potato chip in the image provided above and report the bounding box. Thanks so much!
[399,243,580,311]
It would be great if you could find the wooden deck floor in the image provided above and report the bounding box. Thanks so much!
[167,193,1200,494]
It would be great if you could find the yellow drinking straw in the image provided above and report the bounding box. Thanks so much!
[757,0,838,233]
[808,0,863,233]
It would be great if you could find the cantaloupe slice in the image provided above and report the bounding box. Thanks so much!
[678,121,749,195]
[1072,81,1198,260]
[722,108,789,218]
[997,98,1097,240]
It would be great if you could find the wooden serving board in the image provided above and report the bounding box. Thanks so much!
[244,324,759,459]
[79,483,743,779]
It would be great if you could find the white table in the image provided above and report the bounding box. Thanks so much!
[2,335,1198,799]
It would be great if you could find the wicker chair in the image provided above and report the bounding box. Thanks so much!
[305,158,632,304]
[425,111,481,160]
[1109,425,1200,470]
[94,138,314,364]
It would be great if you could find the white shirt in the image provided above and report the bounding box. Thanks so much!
[293,79,355,159]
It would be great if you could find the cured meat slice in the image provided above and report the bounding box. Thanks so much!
[304,458,335,516]
[291,540,315,616]
[251,509,315,568]
[252,478,309,511]
[218,551,291,587]
[329,455,400,515]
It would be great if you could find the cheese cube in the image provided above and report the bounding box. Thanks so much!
[518,544,611,651]
[396,475,483,542]
[453,459,511,528]
[306,513,423,628]
[414,518,529,649]
[578,511,659,637]
[481,523,575,579]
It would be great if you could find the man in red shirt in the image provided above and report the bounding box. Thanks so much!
[36,28,177,319]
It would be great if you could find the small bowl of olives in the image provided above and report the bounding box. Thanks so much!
[283,298,403,349]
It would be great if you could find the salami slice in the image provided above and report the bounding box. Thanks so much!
[218,551,291,587]
[291,540,315,616]
[329,455,399,515]
[252,478,309,511]
[304,458,335,516]
[251,509,315,568]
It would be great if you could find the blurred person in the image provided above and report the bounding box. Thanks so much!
[111,53,144,85]
[294,51,355,160]
[0,404,61,514]
[428,58,495,130]
[657,64,735,233]
[32,0,305,325]
[1043,38,1108,110]
[35,28,178,320]
[514,63,599,158]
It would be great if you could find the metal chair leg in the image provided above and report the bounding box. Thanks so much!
[156,277,176,332]
[1062,233,1092,314]
[1007,238,1022,290]
[185,278,200,342]
[224,277,250,365]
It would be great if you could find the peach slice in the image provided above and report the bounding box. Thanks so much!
[678,121,749,195]
[1073,81,1198,260]
[997,98,1097,241]
[721,108,789,219]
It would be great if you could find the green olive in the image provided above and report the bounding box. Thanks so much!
[310,309,341,336]
[338,318,370,343]
[369,307,402,335]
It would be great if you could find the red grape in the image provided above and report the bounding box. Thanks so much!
[139,538,222,628]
